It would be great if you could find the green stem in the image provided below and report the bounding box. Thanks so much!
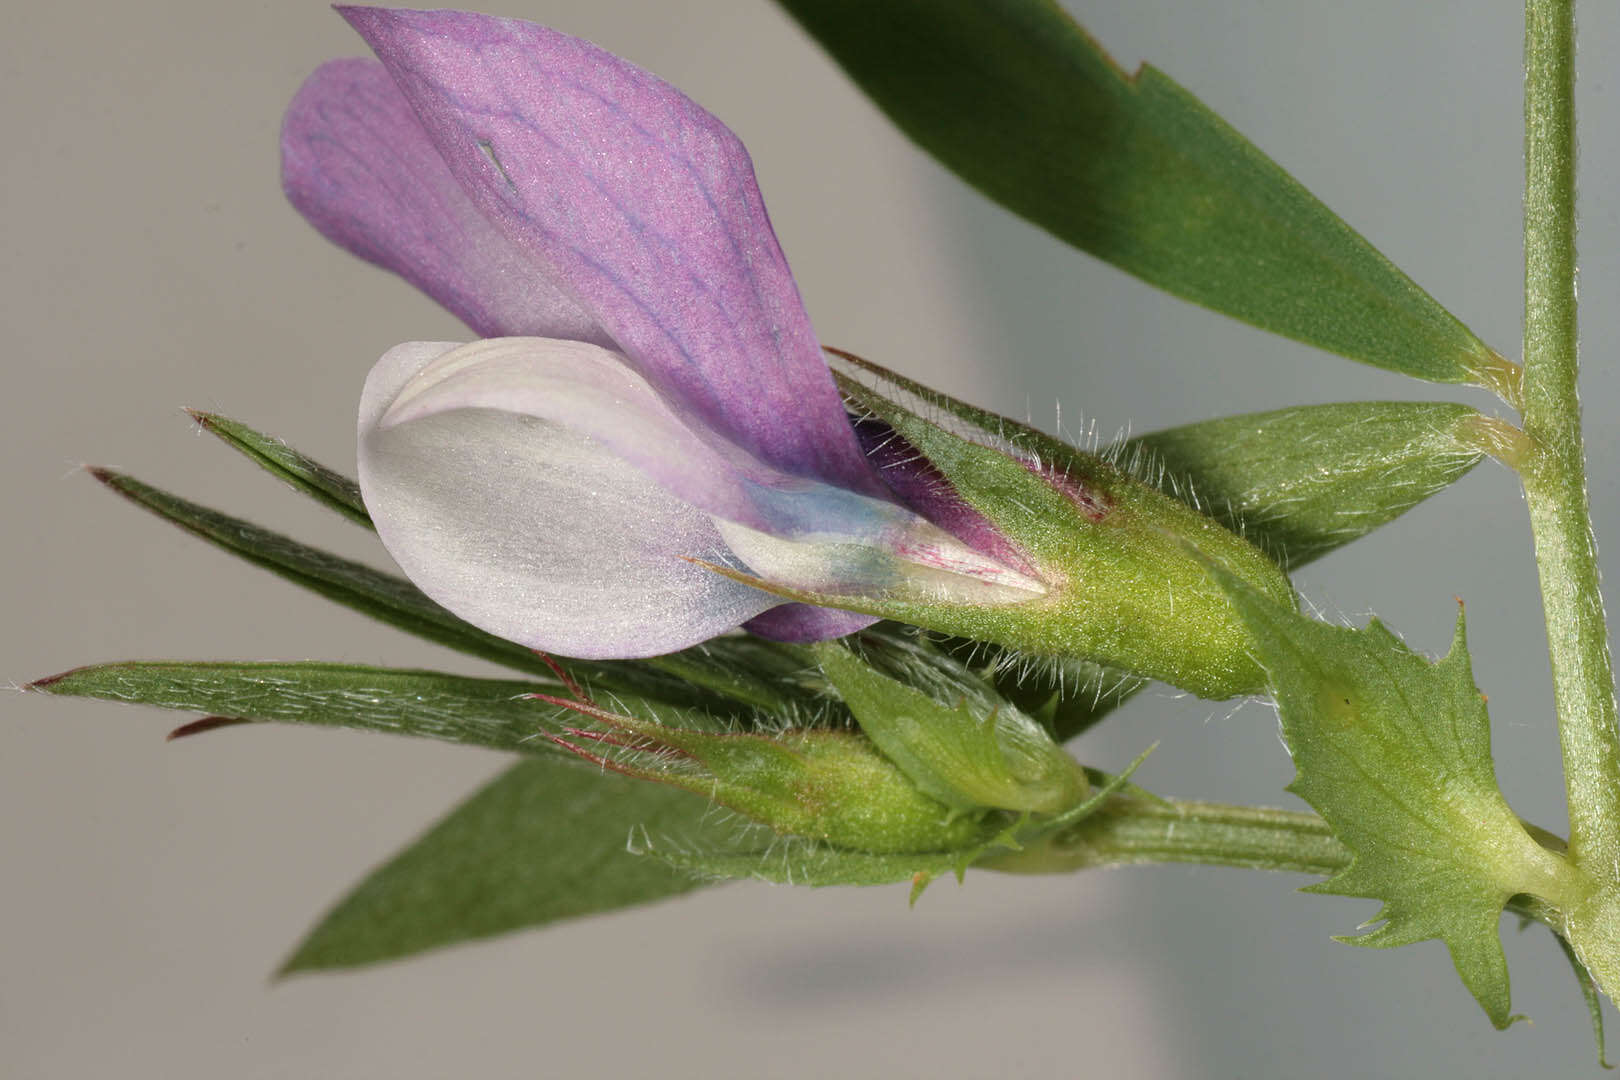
[983,796,1349,877]
[1520,0,1620,871]
[987,796,1572,939]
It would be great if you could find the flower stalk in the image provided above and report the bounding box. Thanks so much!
[984,796,1349,878]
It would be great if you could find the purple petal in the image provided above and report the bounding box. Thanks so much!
[743,606,878,643]
[851,415,1037,577]
[338,6,883,497]
[282,57,608,344]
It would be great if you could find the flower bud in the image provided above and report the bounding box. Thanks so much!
[535,692,1005,855]
[812,640,1088,816]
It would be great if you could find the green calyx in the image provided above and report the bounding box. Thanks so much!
[819,359,1296,699]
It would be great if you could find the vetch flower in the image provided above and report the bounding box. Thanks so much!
[284,7,1296,697]
[282,7,1045,658]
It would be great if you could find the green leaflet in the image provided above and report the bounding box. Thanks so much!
[89,467,560,677]
[1127,403,1486,569]
[26,660,711,754]
[280,758,713,973]
[188,409,370,526]
[779,0,1503,385]
[1215,572,1580,1029]
[85,467,798,715]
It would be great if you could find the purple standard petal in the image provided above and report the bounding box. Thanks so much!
[338,6,884,498]
[282,57,608,344]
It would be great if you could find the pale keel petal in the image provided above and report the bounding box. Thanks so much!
[375,337,781,531]
[358,344,778,657]
[715,519,1046,607]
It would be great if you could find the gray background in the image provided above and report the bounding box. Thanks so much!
[6,1,1619,1076]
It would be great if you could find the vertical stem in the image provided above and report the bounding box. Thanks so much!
[1521,0,1620,871]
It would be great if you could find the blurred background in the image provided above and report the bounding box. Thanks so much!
[5,1,1619,1076]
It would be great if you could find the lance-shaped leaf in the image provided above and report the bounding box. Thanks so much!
[779,0,1505,386]
[282,757,713,973]
[1214,573,1581,1028]
[188,410,371,527]
[1126,402,1486,569]
[89,467,553,675]
[85,467,767,712]
[835,351,1486,571]
[26,661,730,754]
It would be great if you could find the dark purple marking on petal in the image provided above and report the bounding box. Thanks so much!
[851,416,1036,576]
[743,604,877,643]
[338,7,884,497]
[282,57,609,343]
[1029,459,1113,522]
